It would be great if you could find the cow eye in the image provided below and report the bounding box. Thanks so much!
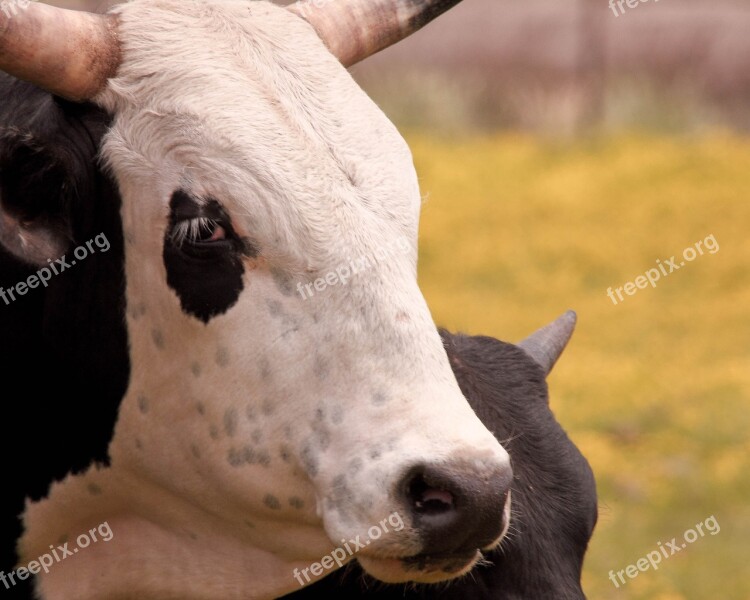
[171,217,227,246]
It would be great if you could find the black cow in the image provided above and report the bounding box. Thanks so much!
[0,75,596,600]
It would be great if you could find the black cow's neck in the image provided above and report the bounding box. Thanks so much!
[0,75,130,584]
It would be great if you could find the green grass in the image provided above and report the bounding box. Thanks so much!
[408,131,750,600]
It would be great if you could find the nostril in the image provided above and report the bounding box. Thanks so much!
[408,473,455,515]
[399,460,512,557]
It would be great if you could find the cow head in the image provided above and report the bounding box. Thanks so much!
[1,1,513,596]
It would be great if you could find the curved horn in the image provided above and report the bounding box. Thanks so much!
[288,0,464,67]
[518,310,577,375]
[0,3,119,101]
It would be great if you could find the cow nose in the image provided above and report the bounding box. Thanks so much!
[399,461,513,555]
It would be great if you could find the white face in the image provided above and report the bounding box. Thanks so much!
[96,0,511,584]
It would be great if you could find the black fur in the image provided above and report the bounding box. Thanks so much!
[0,74,129,600]
[0,75,596,600]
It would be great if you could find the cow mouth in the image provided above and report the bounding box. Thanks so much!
[401,549,481,574]
[357,550,481,584]
[356,492,510,584]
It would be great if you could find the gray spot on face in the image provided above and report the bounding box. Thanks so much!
[265,298,299,336]
[348,457,363,475]
[315,406,326,422]
[370,447,382,460]
[246,405,257,421]
[215,346,230,368]
[330,405,344,425]
[263,494,281,510]
[128,302,146,320]
[311,421,331,451]
[259,358,271,380]
[313,354,331,381]
[191,444,201,459]
[372,391,388,406]
[289,496,305,510]
[87,483,103,496]
[279,445,292,462]
[258,451,271,467]
[224,408,238,436]
[251,428,263,444]
[187,531,198,540]
[228,447,244,467]
[313,354,329,380]
[244,520,256,529]
[261,398,275,416]
[243,446,257,464]
[151,329,165,350]
[196,402,206,416]
[134,438,143,451]
[332,475,348,495]
[137,395,149,414]
[267,299,283,317]
[270,267,294,297]
[209,425,220,440]
[242,446,271,467]
[301,445,319,477]
[328,474,354,513]
[191,363,202,378]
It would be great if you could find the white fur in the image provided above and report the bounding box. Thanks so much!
[20,1,511,598]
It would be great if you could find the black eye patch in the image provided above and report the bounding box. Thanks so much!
[163,190,256,323]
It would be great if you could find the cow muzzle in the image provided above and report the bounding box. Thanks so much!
[358,459,513,583]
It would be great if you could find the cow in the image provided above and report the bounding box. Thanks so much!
[0,1,597,598]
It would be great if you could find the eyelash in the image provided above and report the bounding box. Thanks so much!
[170,217,219,247]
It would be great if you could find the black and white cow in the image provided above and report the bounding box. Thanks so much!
[0,1,597,598]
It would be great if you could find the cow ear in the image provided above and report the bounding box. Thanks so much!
[517,310,577,376]
[0,129,73,266]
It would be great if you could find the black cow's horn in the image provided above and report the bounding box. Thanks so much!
[288,0,464,67]
[518,311,577,375]
[0,2,119,101]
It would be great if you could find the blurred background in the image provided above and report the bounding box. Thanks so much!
[45,1,750,598]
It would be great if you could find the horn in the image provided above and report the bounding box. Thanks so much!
[0,3,119,101]
[288,0,464,67]
[518,311,577,375]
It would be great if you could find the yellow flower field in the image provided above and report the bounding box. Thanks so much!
[408,132,750,600]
